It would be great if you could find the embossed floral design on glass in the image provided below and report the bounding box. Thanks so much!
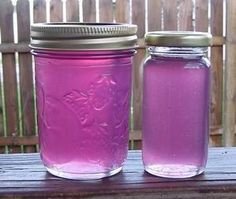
[142,32,212,178]
[30,23,137,180]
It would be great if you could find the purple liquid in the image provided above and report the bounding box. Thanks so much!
[34,50,133,179]
[142,56,210,178]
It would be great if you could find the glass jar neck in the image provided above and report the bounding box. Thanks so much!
[148,46,208,59]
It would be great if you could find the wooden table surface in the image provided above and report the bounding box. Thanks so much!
[0,148,236,198]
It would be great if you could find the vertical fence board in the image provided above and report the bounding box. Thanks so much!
[132,49,145,150]
[66,0,80,22]
[132,0,145,149]
[114,0,130,23]
[195,0,219,145]
[33,0,46,153]
[17,0,36,153]
[195,0,208,31]
[223,0,236,146]
[50,0,63,22]
[83,0,96,22]
[99,0,113,22]
[132,0,145,38]
[33,0,46,23]
[0,0,20,153]
[163,0,178,30]
[178,0,193,31]
[0,89,4,153]
[0,53,4,152]
[210,0,223,134]
[147,0,162,31]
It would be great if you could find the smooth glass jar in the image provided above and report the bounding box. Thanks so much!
[142,32,212,178]
[30,23,137,180]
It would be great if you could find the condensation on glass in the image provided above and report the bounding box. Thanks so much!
[142,31,212,178]
[30,23,137,180]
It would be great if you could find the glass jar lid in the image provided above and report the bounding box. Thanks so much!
[145,31,212,47]
[30,22,137,50]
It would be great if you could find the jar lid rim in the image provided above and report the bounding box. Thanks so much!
[145,31,212,47]
[30,22,137,50]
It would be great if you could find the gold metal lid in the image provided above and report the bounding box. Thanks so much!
[30,22,138,50]
[145,31,212,47]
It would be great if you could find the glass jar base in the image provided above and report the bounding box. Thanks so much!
[145,164,204,178]
[46,166,122,180]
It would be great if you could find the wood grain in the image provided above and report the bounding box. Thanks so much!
[195,0,208,31]
[0,4,4,153]
[163,0,178,30]
[147,0,162,31]
[132,0,145,38]
[66,0,80,22]
[17,0,36,153]
[178,0,193,31]
[114,0,130,23]
[99,0,113,22]
[132,49,145,131]
[210,0,223,130]
[0,136,38,146]
[50,0,63,22]
[223,0,236,146]
[0,93,3,153]
[33,0,46,23]
[0,0,20,153]
[83,0,96,22]
[132,0,145,133]
[0,148,236,198]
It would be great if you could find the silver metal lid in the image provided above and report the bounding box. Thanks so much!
[30,22,138,50]
[145,31,212,47]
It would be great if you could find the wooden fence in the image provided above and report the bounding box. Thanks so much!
[0,0,235,153]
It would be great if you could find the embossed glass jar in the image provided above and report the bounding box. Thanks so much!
[30,23,137,180]
[142,32,212,178]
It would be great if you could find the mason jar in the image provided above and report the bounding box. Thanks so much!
[142,32,212,178]
[30,23,137,180]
